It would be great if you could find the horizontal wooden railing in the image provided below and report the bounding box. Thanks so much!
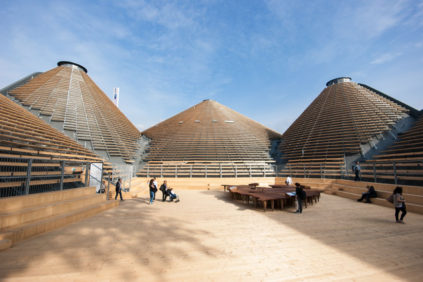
[0,155,95,198]
[277,159,423,186]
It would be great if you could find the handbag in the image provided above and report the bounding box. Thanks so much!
[386,194,394,204]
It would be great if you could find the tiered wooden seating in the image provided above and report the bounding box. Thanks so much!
[279,157,346,178]
[326,179,423,214]
[7,62,141,163]
[274,177,423,214]
[279,79,410,177]
[137,161,276,178]
[0,94,102,196]
[361,113,423,185]
[139,99,281,177]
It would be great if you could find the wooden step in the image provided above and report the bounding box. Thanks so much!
[329,186,423,214]
[0,194,106,231]
[0,200,119,249]
[0,239,12,251]
[0,187,97,213]
[335,179,423,195]
[332,183,423,205]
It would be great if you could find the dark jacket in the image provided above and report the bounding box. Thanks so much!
[116,181,121,192]
[149,179,157,192]
[368,186,377,197]
[296,186,306,200]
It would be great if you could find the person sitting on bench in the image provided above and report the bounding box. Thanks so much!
[357,185,377,203]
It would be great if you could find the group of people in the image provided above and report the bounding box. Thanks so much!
[287,177,408,223]
[112,176,180,204]
[350,161,407,223]
[356,185,407,223]
[148,177,179,205]
[117,172,407,223]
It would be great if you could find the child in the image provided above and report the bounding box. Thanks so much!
[393,186,407,223]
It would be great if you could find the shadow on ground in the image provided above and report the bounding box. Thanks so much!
[0,197,219,281]
[1,190,423,281]
[208,190,423,281]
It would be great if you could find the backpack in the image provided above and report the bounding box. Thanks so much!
[386,194,394,204]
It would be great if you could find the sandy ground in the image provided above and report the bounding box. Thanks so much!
[0,190,423,281]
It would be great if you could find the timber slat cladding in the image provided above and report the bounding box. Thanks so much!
[142,99,281,163]
[375,114,423,161]
[0,94,99,162]
[280,82,410,163]
[8,64,141,162]
[139,99,281,177]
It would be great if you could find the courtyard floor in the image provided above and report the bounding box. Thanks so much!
[0,190,423,281]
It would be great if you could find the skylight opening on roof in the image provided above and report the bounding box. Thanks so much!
[195,120,200,123]
[178,121,183,124]
[224,120,235,123]
[212,120,218,123]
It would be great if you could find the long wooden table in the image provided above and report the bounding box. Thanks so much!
[228,186,320,211]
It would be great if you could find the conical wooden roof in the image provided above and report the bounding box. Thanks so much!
[6,62,140,163]
[280,78,410,161]
[142,99,281,162]
[0,94,100,162]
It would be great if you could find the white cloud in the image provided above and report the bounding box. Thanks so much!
[119,0,197,30]
[1,0,422,136]
[370,52,402,65]
[349,0,405,39]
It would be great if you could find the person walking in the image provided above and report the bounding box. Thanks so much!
[149,177,158,205]
[393,186,407,223]
[115,178,124,201]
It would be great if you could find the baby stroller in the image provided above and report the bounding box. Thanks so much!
[166,188,180,202]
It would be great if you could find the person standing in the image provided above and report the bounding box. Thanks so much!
[393,186,407,223]
[149,177,158,205]
[285,176,293,186]
[160,180,169,202]
[353,161,361,181]
[115,178,124,201]
[295,183,305,213]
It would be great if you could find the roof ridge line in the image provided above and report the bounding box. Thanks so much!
[358,83,420,118]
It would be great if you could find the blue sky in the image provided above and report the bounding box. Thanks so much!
[0,0,422,133]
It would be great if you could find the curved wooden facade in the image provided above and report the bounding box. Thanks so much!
[280,81,409,162]
[7,64,141,163]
